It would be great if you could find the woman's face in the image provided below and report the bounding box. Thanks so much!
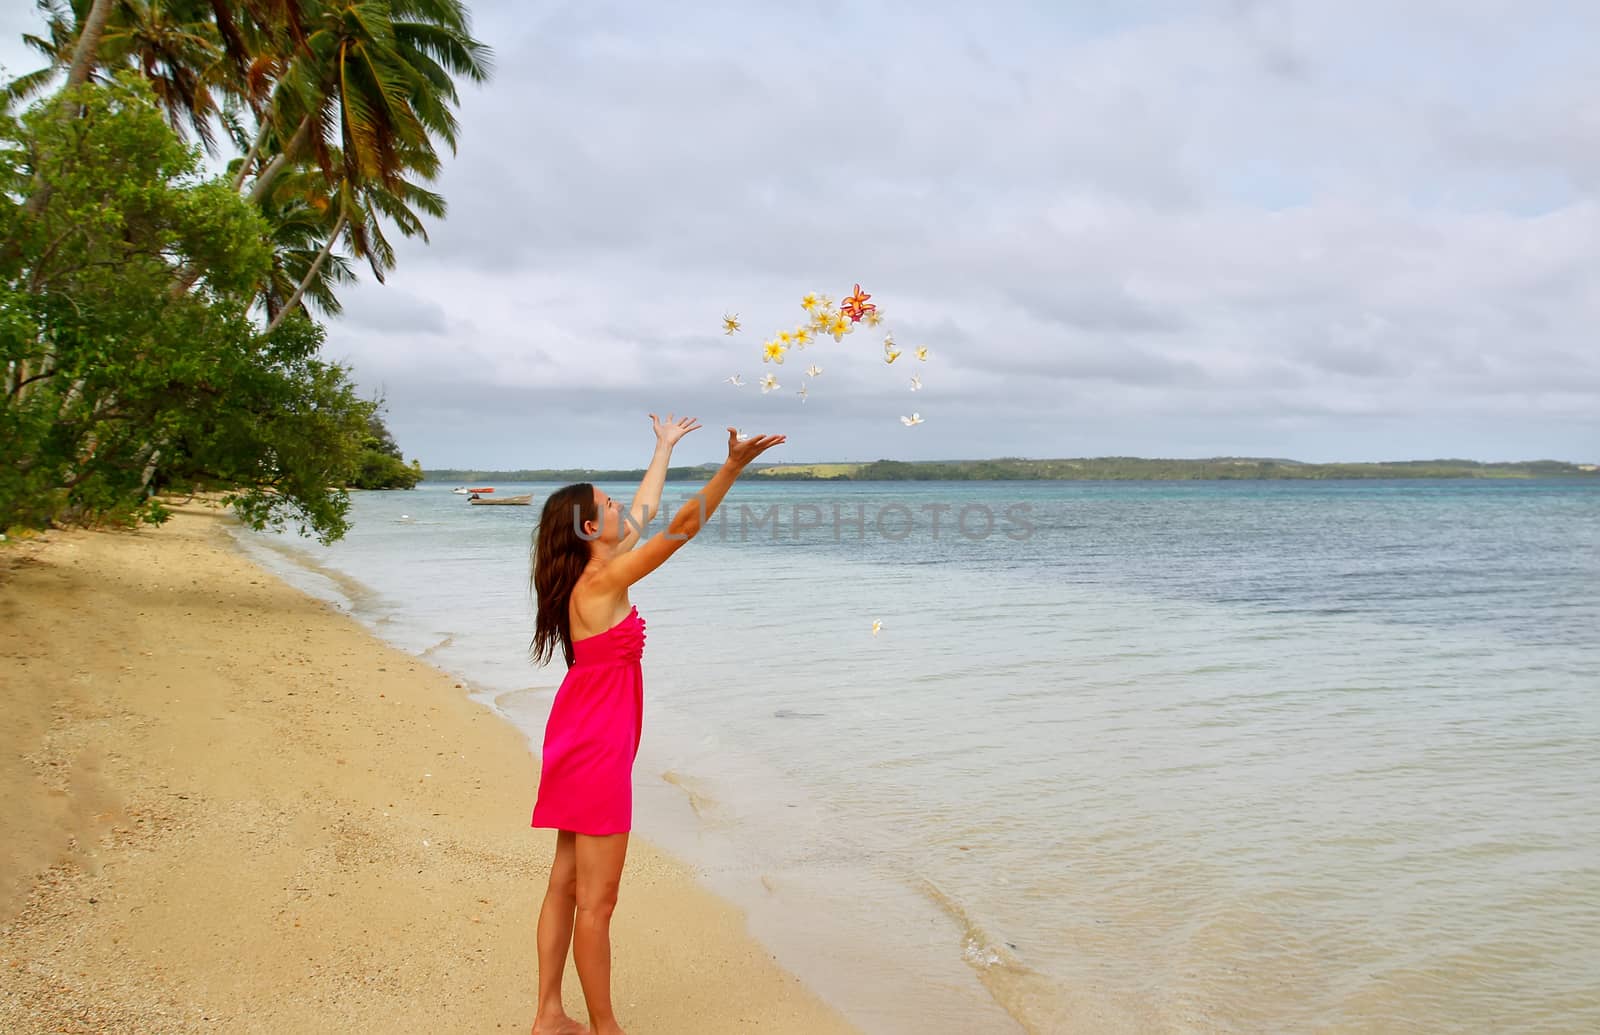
[587,487,623,544]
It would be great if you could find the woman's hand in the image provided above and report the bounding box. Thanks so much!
[651,412,702,447]
[726,427,786,468]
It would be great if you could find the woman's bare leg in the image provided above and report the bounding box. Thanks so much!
[533,830,588,1035]
[573,832,630,1035]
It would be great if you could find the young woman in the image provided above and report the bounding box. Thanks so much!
[527,414,786,1035]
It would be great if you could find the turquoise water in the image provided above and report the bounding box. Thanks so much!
[232,478,1600,1033]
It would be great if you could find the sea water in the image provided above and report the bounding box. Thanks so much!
[230,478,1600,1033]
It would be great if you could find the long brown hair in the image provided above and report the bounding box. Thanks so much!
[530,482,597,667]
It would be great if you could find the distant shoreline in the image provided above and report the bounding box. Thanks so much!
[423,457,1599,483]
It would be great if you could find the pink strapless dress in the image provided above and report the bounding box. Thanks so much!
[531,605,647,836]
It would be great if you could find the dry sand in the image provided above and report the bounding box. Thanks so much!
[0,504,860,1034]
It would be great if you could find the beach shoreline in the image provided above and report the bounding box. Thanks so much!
[0,503,859,1034]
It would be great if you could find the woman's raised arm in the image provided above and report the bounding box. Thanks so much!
[595,428,785,591]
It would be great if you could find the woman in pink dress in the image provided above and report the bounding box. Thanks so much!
[527,414,786,1035]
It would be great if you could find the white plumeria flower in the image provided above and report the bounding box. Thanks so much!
[735,429,753,441]
[915,346,929,361]
[760,373,779,393]
[797,384,809,402]
[871,619,882,637]
[805,364,823,378]
[909,375,922,391]
[900,412,924,426]
[724,374,745,387]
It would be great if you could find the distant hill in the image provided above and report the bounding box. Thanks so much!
[423,458,1598,483]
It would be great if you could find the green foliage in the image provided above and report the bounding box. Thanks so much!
[0,77,375,542]
[346,409,424,489]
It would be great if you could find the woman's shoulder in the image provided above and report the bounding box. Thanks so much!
[569,573,631,638]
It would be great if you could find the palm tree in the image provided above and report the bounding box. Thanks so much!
[245,0,490,206]
[264,144,444,334]
[257,166,356,327]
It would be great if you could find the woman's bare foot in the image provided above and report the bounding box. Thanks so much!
[531,1013,588,1035]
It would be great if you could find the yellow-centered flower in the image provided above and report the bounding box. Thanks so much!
[763,340,788,364]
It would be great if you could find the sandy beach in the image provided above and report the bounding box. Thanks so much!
[0,503,859,1034]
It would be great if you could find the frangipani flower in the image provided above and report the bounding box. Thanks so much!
[818,294,834,311]
[840,283,875,322]
[801,292,819,311]
[826,314,851,341]
[915,346,929,361]
[723,313,741,335]
[909,375,921,391]
[777,330,793,346]
[864,309,884,328]
[796,384,808,403]
[900,412,924,426]
[725,374,745,386]
[794,326,813,348]
[871,619,882,637]
[764,340,788,364]
[760,373,780,393]
[805,364,823,377]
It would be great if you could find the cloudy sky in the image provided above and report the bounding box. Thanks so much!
[5,1,1598,468]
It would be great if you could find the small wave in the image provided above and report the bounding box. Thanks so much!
[421,635,455,658]
[917,877,1154,1034]
[661,769,721,820]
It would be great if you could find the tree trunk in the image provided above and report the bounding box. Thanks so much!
[230,117,275,191]
[247,113,315,206]
[266,212,346,335]
[63,0,116,95]
[139,446,163,496]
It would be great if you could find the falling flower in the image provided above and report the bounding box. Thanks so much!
[794,326,813,348]
[826,314,852,341]
[760,373,780,393]
[840,283,876,323]
[735,429,753,441]
[723,313,741,335]
[805,364,823,377]
[778,330,793,346]
[796,384,808,403]
[865,309,884,328]
[818,293,834,311]
[809,310,831,332]
[900,412,924,426]
[763,340,788,364]
[725,374,745,387]
[871,619,882,637]
[915,346,929,361]
[883,338,903,364]
[801,292,819,311]
[909,375,921,391]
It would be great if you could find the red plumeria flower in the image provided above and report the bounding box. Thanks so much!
[839,283,876,323]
